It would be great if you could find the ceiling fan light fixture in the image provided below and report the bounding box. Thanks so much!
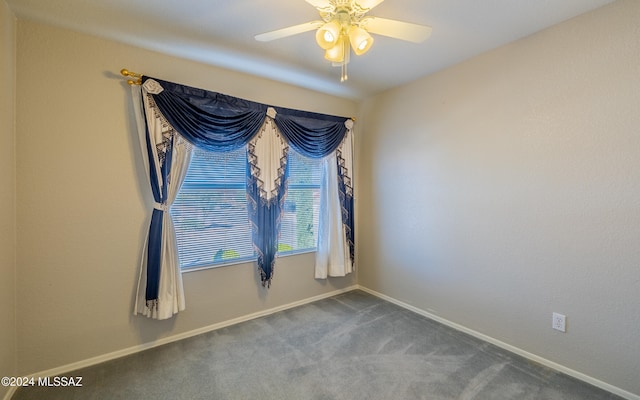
[348,25,374,55]
[255,0,432,82]
[316,20,341,49]
[324,36,345,62]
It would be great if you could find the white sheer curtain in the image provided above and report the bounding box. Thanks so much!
[315,129,354,279]
[131,84,192,320]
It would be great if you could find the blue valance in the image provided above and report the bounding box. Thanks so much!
[273,108,349,159]
[145,77,267,152]
[145,76,350,158]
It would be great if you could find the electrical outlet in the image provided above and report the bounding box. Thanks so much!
[552,312,566,332]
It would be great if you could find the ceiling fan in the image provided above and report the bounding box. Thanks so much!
[255,0,432,82]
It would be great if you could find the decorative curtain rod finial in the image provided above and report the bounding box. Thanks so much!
[121,68,142,85]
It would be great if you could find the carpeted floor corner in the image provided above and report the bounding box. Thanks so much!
[12,290,624,399]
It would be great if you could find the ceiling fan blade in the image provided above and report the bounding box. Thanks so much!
[255,21,324,42]
[353,0,385,11]
[362,17,432,43]
[305,0,334,11]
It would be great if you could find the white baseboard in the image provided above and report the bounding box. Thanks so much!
[5,285,358,400]
[356,285,639,400]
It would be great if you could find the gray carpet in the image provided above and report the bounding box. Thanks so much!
[12,290,623,400]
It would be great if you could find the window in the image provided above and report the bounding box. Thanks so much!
[171,147,254,269]
[279,150,322,255]
[171,146,322,270]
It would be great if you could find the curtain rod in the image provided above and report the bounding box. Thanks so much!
[121,68,142,85]
[119,68,355,121]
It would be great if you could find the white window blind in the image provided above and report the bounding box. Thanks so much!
[171,147,255,269]
[171,145,322,270]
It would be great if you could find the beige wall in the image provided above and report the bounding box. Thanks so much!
[358,0,639,397]
[0,1,16,399]
[15,19,357,375]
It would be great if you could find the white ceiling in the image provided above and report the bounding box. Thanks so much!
[7,0,615,100]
